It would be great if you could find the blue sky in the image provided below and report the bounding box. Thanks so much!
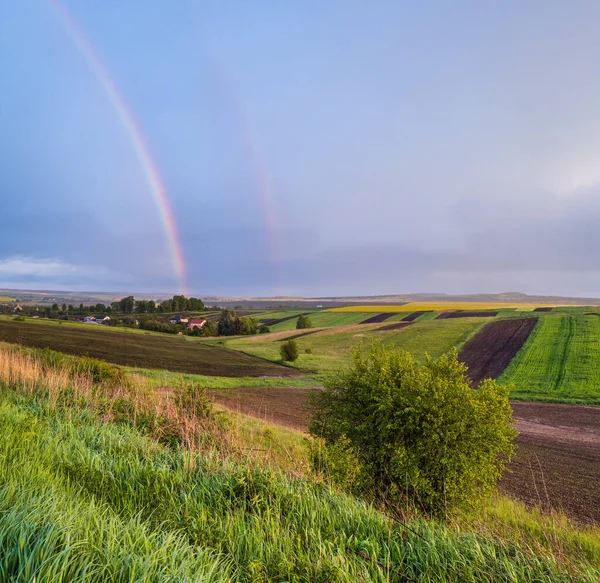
[3,1,600,297]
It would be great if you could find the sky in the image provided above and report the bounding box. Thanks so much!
[2,1,600,297]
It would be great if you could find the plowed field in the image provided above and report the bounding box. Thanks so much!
[459,318,536,383]
[212,388,600,523]
[360,313,394,324]
[0,319,298,378]
[437,311,498,319]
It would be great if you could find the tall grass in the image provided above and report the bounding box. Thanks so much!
[0,343,599,581]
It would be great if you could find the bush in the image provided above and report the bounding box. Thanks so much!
[296,314,313,329]
[258,324,271,334]
[280,340,299,362]
[309,344,516,517]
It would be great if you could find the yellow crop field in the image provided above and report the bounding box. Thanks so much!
[0,296,15,302]
[326,302,567,313]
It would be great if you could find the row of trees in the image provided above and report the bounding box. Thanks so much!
[112,295,205,314]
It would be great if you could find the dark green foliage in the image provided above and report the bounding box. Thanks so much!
[138,319,178,334]
[310,344,516,517]
[258,324,271,334]
[218,309,240,336]
[238,317,259,335]
[280,340,299,362]
[201,321,219,337]
[296,314,313,329]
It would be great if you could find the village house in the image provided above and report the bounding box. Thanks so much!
[82,315,111,324]
[187,319,206,330]
[169,315,189,325]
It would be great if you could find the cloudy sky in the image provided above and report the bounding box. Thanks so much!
[2,1,600,297]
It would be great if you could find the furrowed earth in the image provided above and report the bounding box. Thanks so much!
[0,318,297,377]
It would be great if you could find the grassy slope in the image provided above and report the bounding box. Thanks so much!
[500,314,600,404]
[218,318,487,382]
[0,318,296,378]
[267,311,374,332]
[1,389,598,582]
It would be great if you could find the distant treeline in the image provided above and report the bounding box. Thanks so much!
[6,295,206,317]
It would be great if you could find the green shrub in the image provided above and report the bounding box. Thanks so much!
[310,344,517,517]
[296,314,313,329]
[258,324,271,334]
[280,340,299,362]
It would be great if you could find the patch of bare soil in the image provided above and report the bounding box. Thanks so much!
[360,313,395,324]
[502,402,600,524]
[459,318,536,383]
[402,311,432,322]
[209,387,315,431]
[437,311,498,319]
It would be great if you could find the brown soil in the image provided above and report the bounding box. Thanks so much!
[502,402,600,524]
[459,318,536,383]
[375,322,412,331]
[212,388,600,524]
[0,320,299,378]
[533,307,553,312]
[437,311,498,319]
[360,313,395,324]
[209,387,318,431]
[402,311,432,322]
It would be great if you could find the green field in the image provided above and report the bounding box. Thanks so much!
[213,318,488,380]
[500,314,600,404]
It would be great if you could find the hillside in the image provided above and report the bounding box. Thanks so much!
[0,343,599,581]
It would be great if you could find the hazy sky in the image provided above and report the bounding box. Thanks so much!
[3,1,600,297]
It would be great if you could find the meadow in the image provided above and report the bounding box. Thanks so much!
[213,318,488,381]
[326,302,592,313]
[500,314,600,404]
[0,343,599,581]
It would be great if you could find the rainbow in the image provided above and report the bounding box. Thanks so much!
[215,70,283,294]
[49,0,188,294]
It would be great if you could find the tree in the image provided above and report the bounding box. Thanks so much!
[296,314,313,329]
[62,303,67,312]
[51,303,59,312]
[280,339,299,362]
[118,296,135,314]
[258,324,271,334]
[239,316,258,335]
[218,309,240,336]
[309,345,516,517]
[201,320,218,337]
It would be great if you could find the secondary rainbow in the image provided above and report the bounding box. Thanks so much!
[49,0,188,295]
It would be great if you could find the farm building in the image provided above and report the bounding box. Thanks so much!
[169,315,189,325]
[187,319,206,330]
[82,315,110,324]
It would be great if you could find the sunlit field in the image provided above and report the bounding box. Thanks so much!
[326,302,589,313]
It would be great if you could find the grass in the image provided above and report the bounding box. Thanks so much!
[0,318,297,378]
[265,311,369,332]
[500,314,600,404]
[0,345,599,581]
[327,302,591,312]
[216,318,488,382]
